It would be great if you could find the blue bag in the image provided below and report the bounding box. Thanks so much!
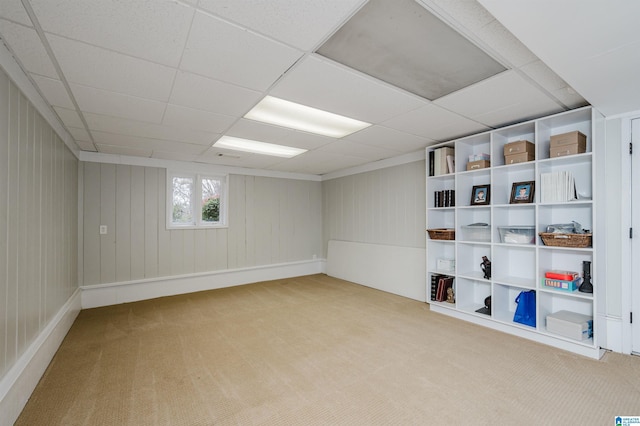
[513,290,536,327]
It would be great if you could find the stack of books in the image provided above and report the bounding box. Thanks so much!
[428,147,455,176]
[434,190,455,207]
[430,274,454,302]
[540,171,578,203]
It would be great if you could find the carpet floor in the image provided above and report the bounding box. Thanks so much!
[15,274,640,425]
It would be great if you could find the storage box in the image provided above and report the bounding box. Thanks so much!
[462,224,491,242]
[505,152,535,165]
[549,131,587,158]
[498,226,535,244]
[542,277,581,292]
[466,159,490,171]
[550,131,587,148]
[546,310,593,341]
[503,140,534,156]
[436,258,455,272]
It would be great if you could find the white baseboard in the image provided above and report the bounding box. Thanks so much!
[0,289,81,426]
[81,259,327,309]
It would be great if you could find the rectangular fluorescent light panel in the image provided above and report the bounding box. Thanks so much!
[214,136,307,158]
[244,96,371,138]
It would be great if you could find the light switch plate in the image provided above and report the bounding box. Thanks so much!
[99,225,107,235]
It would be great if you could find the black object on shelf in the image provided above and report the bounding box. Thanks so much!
[481,256,491,280]
[475,296,491,315]
[579,260,593,293]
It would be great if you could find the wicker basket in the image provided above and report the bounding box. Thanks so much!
[539,232,592,248]
[427,228,455,240]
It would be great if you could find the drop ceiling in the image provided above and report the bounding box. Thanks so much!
[2,0,621,177]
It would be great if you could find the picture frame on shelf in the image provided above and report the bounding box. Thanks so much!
[470,184,490,206]
[510,181,535,204]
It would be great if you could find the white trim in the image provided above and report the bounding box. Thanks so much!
[0,289,81,426]
[81,259,326,309]
[0,39,79,159]
[79,151,322,182]
[604,314,624,353]
[321,149,426,181]
[621,116,634,354]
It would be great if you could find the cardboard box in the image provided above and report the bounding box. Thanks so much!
[468,153,490,162]
[550,143,586,158]
[505,152,534,165]
[466,159,490,171]
[546,310,593,341]
[503,140,534,156]
[550,131,587,148]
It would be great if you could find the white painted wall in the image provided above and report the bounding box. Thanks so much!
[0,67,78,383]
[322,160,426,256]
[81,163,323,286]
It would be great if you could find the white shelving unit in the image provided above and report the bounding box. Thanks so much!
[426,106,606,359]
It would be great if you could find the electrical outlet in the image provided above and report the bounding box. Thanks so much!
[99,225,107,235]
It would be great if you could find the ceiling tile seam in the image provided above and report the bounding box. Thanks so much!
[91,128,216,148]
[510,66,576,111]
[414,0,512,72]
[160,4,198,129]
[304,0,370,53]
[20,0,97,150]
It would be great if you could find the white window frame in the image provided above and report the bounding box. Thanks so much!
[166,171,228,229]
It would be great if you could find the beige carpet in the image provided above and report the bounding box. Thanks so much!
[16,274,640,425]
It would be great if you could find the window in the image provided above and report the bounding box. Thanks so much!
[167,171,228,229]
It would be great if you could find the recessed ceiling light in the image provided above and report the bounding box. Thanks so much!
[244,96,371,138]
[213,136,307,158]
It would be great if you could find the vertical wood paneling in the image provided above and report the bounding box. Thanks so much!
[6,82,20,367]
[82,167,323,285]
[130,166,145,280]
[83,162,101,285]
[115,165,131,282]
[157,169,171,277]
[0,69,8,375]
[322,161,426,250]
[144,168,159,278]
[0,68,78,385]
[99,164,116,283]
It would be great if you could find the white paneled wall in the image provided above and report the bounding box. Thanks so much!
[322,161,426,255]
[0,68,78,380]
[82,164,323,285]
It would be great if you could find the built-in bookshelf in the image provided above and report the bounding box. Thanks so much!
[426,106,606,359]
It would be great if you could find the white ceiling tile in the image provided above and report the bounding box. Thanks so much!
[66,126,91,142]
[30,74,74,109]
[435,71,561,126]
[316,139,400,160]
[29,0,194,67]
[422,0,495,33]
[180,11,302,91]
[71,84,166,123]
[519,61,567,92]
[169,71,262,116]
[383,104,489,141]
[198,0,365,51]
[152,151,199,163]
[91,131,208,155]
[0,19,57,78]
[162,104,235,134]
[96,144,152,158]
[53,106,83,128]
[270,150,368,175]
[344,125,433,152]
[48,35,176,101]
[0,0,33,26]
[83,112,216,146]
[270,55,428,123]
[473,19,537,68]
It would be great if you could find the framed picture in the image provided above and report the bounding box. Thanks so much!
[470,184,490,205]
[510,181,535,204]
